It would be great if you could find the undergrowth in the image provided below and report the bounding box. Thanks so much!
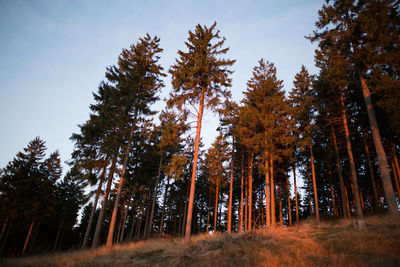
[3,215,400,266]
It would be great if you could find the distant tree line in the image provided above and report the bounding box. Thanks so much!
[0,0,399,257]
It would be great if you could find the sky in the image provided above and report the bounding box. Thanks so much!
[0,0,321,173]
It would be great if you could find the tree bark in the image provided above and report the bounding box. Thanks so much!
[287,175,292,226]
[292,165,299,223]
[0,214,9,245]
[363,136,379,209]
[213,177,219,232]
[53,217,64,252]
[120,198,131,242]
[390,160,400,202]
[310,143,320,223]
[245,166,248,232]
[270,156,276,226]
[248,152,253,231]
[22,218,34,254]
[106,123,135,248]
[265,152,271,227]
[227,140,234,234]
[182,176,190,237]
[147,154,163,237]
[239,154,244,233]
[339,89,364,225]
[185,86,205,242]
[92,156,117,248]
[332,126,349,218]
[159,178,170,235]
[327,160,337,216]
[82,164,107,248]
[359,72,398,215]
[279,180,283,225]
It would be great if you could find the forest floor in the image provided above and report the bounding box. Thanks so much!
[3,215,400,267]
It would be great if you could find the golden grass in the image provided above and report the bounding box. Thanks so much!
[3,215,400,267]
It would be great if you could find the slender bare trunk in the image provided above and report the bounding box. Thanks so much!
[227,141,234,234]
[363,136,379,209]
[0,214,9,245]
[287,175,292,226]
[279,180,283,225]
[345,185,351,217]
[106,123,136,248]
[52,217,64,252]
[82,165,107,248]
[120,198,131,242]
[332,127,349,218]
[310,143,320,223]
[214,177,219,232]
[92,156,117,248]
[359,72,398,215]
[185,87,205,242]
[340,89,364,225]
[22,218,34,254]
[245,167,248,232]
[129,201,137,240]
[182,176,190,237]
[248,152,253,231]
[327,161,337,216]
[390,160,400,201]
[265,152,271,227]
[159,178,170,234]
[270,156,276,226]
[239,154,244,233]
[147,155,163,237]
[292,165,299,223]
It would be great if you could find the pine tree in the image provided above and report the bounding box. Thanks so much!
[168,22,235,242]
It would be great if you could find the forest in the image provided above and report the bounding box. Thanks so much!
[0,0,399,259]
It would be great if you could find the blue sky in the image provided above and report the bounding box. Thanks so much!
[0,0,321,172]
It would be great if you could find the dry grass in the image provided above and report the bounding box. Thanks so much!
[3,215,400,267]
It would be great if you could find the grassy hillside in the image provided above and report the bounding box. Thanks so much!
[3,215,400,267]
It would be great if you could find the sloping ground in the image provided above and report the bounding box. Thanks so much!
[3,215,400,267]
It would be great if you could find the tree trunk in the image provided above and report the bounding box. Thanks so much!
[159,178,170,235]
[310,143,320,223]
[92,156,117,248]
[363,136,379,209]
[185,86,205,242]
[339,89,364,225]
[390,160,400,202]
[0,214,9,245]
[227,141,234,234]
[359,72,398,215]
[106,122,136,248]
[270,156,276,226]
[239,154,244,233]
[245,167,248,232]
[213,177,219,232]
[82,165,107,248]
[345,186,351,217]
[248,152,253,231]
[279,180,283,225]
[22,218,34,254]
[147,154,163,237]
[52,217,64,252]
[206,185,211,233]
[307,170,312,216]
[292,165,299,223]
[332,126,349,218]
[287,175,292,226]
[182,176,190,237]
[120,198,131,242]
[327,161,337,216]
[265,152,271,227]
[129,201,137,240]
